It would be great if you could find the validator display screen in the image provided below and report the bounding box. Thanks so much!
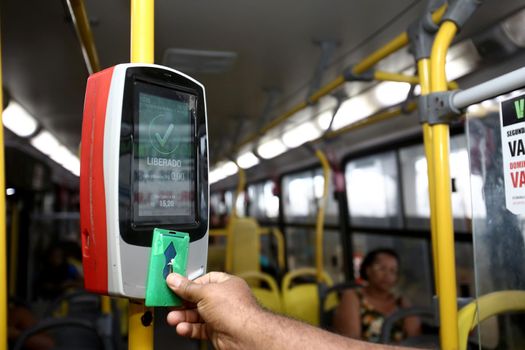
[133,81,196,222]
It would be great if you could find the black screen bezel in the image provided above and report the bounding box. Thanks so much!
[119,66,208,246]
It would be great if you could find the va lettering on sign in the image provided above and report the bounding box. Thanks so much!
[500,93,525,214]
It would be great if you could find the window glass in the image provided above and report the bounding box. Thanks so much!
[399,135,474,231]
[247,180,279,221]
[352,233,433,307]
[283,169,339,224]
[345,151,402,228]
[285,227,344,283]
[224,190,246,217]
[283,171,316,222]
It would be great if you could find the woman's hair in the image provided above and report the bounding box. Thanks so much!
[359,248,400,281]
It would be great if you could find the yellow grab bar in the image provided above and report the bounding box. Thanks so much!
[418,59,440,295]
[430,20,459,350]
[231,166,246,219]
[131,0,154,64]
[129,1,155,350]
[315,150,330,283]
[374,71,419,84]
[66,0,101,74]
[229,4,449,157]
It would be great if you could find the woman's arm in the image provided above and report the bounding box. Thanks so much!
[333,289,362,339]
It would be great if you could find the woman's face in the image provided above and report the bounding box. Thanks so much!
[365,253,399,292]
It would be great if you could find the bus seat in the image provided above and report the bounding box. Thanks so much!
[380,306,437,348]
[319,282,360,330]
[458,290,525,350]
[226,217,261,276]
[238,271,282,313]
[281,268,334,325]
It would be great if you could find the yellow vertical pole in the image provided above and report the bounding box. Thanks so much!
[0,35,7,350]
[418,59,440,295]
[315,150,330,283]
[129,0,155,349]
[430,21,459,350]
[131,0,154,64]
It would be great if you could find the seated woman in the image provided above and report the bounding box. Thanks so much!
[333,248,421,343]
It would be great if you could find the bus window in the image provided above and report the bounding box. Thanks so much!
[400,135,473,231]
[286,227,344,283]
[345,151,402,228]
[283,168,339,225]
[283,170,316,223]
[352,233,433,308]
[247,180,279,222]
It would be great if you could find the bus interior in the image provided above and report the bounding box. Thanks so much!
[2,0,525,349]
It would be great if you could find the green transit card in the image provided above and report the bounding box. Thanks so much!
[145,228,189,307]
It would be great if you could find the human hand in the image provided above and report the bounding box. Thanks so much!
[166,272,262,350]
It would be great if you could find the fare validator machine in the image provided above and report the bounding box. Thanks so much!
[80,64,209,305]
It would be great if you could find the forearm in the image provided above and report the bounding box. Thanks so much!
[243,310,405,350]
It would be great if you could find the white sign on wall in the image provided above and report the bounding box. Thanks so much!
[500,93,525,214]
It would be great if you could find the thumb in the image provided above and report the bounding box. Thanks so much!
[166,273,204,304]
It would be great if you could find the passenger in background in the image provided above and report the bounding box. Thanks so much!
[333,248,421,343]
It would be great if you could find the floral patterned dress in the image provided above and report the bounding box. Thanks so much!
[356,289,405,343]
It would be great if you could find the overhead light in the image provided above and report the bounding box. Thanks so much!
[257,138,287,159]
[3,101,38,137]
[374,82,411,107]
[331,97,375,130]
[446,40,480,81]
[282,122,322,148]
[30,129,80,176]
[316,110,335,131]
[221,161,238,177]
[6,188,15,196]
[237,151,259,169]
[209,169,225,184]
[30,131,60,156]
[50,146,80,174]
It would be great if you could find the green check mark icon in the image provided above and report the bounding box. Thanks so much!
[155,124,174,147]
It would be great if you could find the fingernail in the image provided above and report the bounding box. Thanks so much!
[167,273,182,288]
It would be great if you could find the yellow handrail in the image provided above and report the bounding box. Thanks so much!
[231,166,246,219]
[352,33,409,75]
[374,71,419,84]
[209,228,228,237]
[323,102,416,140]
[418,59,440,295]
[66,0,101,74]
[129,1,155,349]
[458,290,525,350]
[131,0,154,64]
[430,20,459,350]
[315,150,330,283]
[228,4,449,157]
[0,34,7,350]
